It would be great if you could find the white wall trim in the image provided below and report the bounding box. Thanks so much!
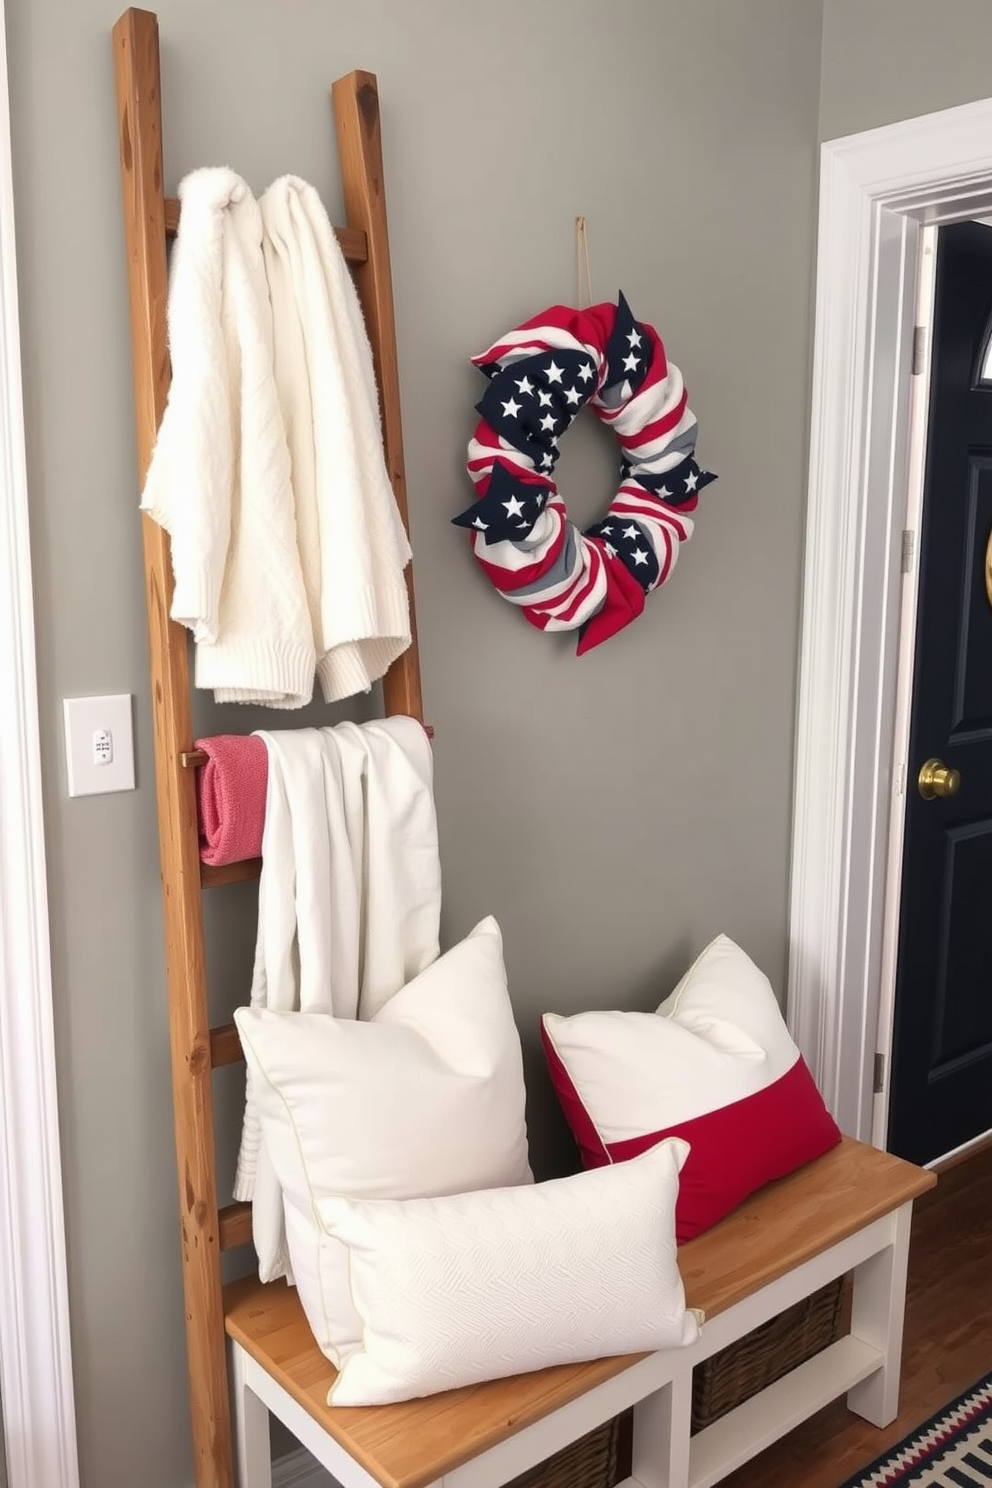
[0,0,80,1482]
[789,96,992,1141]
[868,223,937,1150]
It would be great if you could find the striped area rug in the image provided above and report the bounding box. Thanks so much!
[839,1374,992,1487]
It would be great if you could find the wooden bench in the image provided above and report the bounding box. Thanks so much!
[226,1137,934,1488]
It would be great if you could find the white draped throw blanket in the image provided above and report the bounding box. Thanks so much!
[234,716,441,1282]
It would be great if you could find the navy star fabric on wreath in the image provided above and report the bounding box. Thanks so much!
[457,294,716,653]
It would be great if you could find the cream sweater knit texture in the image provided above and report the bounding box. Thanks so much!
[141,167,411,707]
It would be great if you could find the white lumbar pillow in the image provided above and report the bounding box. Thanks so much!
[233,916,532,1367]
[319,1138,700,1407]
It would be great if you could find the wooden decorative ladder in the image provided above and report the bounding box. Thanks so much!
[113,8,423,1480]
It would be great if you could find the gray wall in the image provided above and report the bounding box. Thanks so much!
[6,2,823,1484]
[820,0,992,139]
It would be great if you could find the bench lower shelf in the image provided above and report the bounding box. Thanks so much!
[685,1335,881,1488]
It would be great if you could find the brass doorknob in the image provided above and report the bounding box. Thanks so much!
[918,758,961,800]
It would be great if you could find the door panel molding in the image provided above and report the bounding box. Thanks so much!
[950,457,992,738]
[790,96,992,1145]
[931,819,992,1075]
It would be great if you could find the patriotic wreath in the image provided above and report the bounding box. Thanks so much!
[453,293,716,654]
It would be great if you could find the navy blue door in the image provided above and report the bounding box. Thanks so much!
[888,221,992,1165]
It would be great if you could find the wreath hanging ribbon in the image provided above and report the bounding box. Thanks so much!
[452,293,716,655]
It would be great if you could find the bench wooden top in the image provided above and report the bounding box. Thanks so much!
[224,1137,935,1488]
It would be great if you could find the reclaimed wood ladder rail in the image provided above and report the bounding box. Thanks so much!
[113,6,423,1483]
[113,10,936,1488]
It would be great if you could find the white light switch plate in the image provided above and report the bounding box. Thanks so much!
[62,694,135,797]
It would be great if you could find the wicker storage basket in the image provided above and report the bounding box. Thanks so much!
[503,1412,629,1488]
[690,1275,844,1433]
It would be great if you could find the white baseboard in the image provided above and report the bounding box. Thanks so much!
[926,1126,992,1172]
[272,1446,338,1488]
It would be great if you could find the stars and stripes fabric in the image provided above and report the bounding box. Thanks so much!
[453,293,716,654]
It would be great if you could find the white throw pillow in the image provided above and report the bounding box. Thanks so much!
[233,916,532,1367]
[319,1139,700,1407]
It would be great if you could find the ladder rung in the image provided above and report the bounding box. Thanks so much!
[210,1022,244,1068]
[190,729,432,888]
[218,1201,252,1252]
[201,858,262,888]
[163,194,368,263]
[185,727,433,776]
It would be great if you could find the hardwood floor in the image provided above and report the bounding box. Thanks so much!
[719,1143,992,1488]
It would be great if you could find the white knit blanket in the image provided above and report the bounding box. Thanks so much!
[141,168,315,707]
[141,169,412,707]
[261,176,413,703]
[233,716,441,1282]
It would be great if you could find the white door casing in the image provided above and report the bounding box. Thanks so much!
[0,0,81,1482]
[789,97,992,1146]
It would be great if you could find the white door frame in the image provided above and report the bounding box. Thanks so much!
[0,1,80,1483]
[788,96,992,1146]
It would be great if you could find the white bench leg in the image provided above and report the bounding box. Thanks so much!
[232,1342,273,1488]
[631,1366,693,1488]
[847,1200,913,1428]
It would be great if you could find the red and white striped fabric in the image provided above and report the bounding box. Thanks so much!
[454,296,715,655]
[541,934,842,1242]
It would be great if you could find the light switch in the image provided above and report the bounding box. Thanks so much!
[62,695,135,797]
[92,728,113,766]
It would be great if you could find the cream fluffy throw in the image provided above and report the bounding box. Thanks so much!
[233,717,441,1282]
[141,168,412,706]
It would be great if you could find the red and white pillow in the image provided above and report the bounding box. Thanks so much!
[541,934,841,1242]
